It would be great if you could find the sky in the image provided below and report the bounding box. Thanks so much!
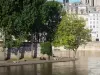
[56,0,80,3]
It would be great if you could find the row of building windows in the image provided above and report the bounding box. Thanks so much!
[90,14,100,17]
[93,14,100,16]
[90,25,98,28]
[91,33,98,37]
[90,21,99,24]
[89,14,100,41]
[89,18,99,20]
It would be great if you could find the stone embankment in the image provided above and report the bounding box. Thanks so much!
[53,42,100,51]
[0,57,77,67]
[78,42,100,50]
[0,42,100,60]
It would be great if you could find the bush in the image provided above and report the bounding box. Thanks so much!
[40,42,52,56]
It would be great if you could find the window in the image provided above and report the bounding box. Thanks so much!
[90,21,92,24]
[90,25,92,28]
[97,21,98,24]
[93,25,95,28]
[93,21,95,24]
[97,34,98,37]
[90,18,92,20]
[96,38,99,41]
[81,9,84,14]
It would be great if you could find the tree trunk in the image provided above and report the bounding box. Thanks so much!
[31,34,34,58]
[48,55,50,60]
[20,48,25,59]
[17,50,19,61]
[73,49,77,58]
[72,61,77,75]
[3,47,6,60]
[3,29,6,60]
[33,43,37,58]
[5,48,11,60]
[33,32,39,58]
[69,49,70,58]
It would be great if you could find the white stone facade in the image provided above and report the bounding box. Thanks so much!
[78,12,100,41]
[64,0,100,42]
[81,0,100,6]
[87,12,100,41]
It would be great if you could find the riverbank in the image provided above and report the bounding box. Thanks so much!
[0,57,77,67]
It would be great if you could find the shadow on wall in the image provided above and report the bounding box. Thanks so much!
[5,42,32,60]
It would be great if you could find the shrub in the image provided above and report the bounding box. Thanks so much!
[40,42,52,56]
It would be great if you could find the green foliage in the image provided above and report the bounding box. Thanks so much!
[0,0,62,59]
[61,9,66,16]
[0,0,63,60]
[0,0,47,48]
[53,14,91,51]
[42,1,62,42]
[40,42,52,56]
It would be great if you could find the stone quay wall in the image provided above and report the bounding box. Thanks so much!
[0,42,100,60]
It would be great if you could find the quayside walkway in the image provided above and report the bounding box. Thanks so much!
[0,57,77,67]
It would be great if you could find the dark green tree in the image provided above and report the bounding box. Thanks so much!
[0,0,47,59]
[40,42,52,59]
[42,1,62,42]
[0,0,30,59]
[0,0,62,59]
[39,1,62,58]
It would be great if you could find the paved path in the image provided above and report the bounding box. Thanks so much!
[0,58,78,67]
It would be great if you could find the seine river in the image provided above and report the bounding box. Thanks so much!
[0,50,100,75]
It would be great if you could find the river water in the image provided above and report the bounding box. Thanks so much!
[0,50,100,75]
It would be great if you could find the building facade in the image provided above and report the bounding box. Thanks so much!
[78,11,100,41]
[88,12,100,41]
[81,0,100,6]
[64,0,100,41]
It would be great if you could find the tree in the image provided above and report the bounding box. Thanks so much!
[0,0,62,59]
[42,1,62,42]
[0,0,47,59]
[38,1,62,59]
[0,0,30,59]
[53,14,91,58]
[28,0,47,58]
[40,42,52,59]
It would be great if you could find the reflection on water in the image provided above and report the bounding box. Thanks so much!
[0,50,100,75]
